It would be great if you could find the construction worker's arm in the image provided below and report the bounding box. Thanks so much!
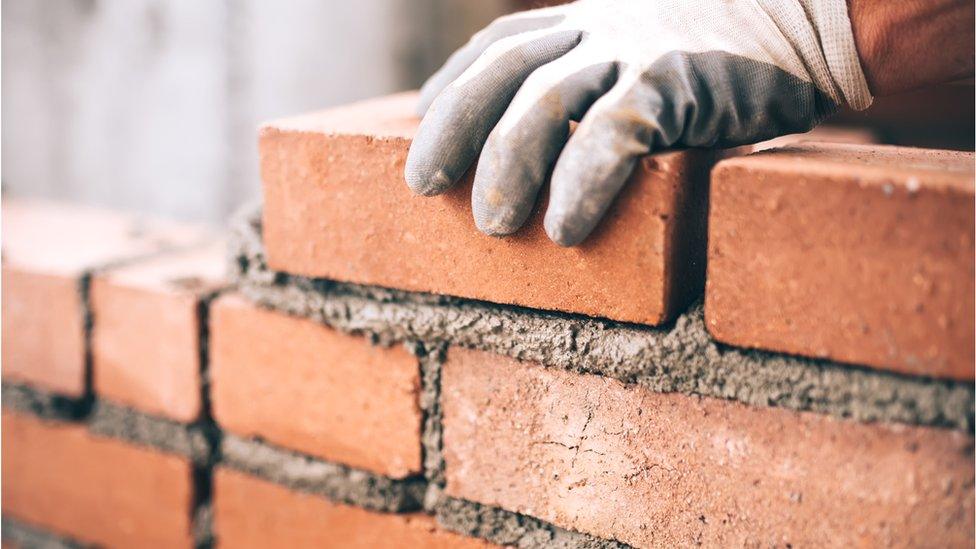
[849,0,973,95]
[405,0,974,246]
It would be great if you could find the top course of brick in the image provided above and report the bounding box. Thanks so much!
[708,143,975,380]
[260,92,717,326]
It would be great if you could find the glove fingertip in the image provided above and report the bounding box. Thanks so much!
[473,207,521,237]
[404,165,453,197]
[544,212,587,247]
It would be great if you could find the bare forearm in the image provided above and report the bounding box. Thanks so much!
[849,0,974,96]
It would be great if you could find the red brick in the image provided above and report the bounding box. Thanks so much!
[1,410,195,548]
[706,143,975,380]
[91,242,226,421]
[210,294,422,478]
[2,268,86,396]
[214,467,491,548]
[1,200,206,396]
[260,92,715,325]
[441,347,975,548]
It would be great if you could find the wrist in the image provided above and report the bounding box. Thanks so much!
[848,0,975,96]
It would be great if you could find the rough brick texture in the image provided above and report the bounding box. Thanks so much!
[2,268,86,397]
[2,410,195,548]
[92,242,225,421]
[210,294,422,478]
[214,468,490,548]
[2,200,205,396]
[260,92,716,325]
[707,143,975,380]
[441,347,975,548]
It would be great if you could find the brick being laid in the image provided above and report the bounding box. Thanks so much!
[91,241,226,422]
[1,199,208,397]
[439,347,974,548]
[259,92,717,326]
[707,142,975,380]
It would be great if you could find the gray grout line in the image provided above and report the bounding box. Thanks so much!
[219,434,427,513]
[1,516,88,549]
[77,272,96,419]
[426,488,631,549]
[87,401,211,465]
[192,503,214,549]
[418,344,447,488]
[190,289,226,549]
[230,205,975,431]
[2,385,211,469]
[1,383,90,422]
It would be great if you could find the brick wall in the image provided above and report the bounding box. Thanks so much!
[3,93,973,548]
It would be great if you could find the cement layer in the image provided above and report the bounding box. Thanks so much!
[88,401,211,465]
[231,206,974,431]
[1,516,86,549]
[419,347,446,486]
[220,434,426,513]
[1,383,91,421]
[425,487,629,549]
[193,503,214,549]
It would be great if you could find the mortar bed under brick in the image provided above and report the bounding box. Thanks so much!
[232,205,975,431]
[427,488,631,549]
[1,516,86,549]
[219,434,427,513]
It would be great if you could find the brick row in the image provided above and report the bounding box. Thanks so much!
[707,142,975,380]
[439,347,975,548]
[260,92,716,326]
[260,93,974,379]
[0,198,462,546]
[214,468,490,548]
[92,242,226,421]
[2,200,208,397]
[1,410,196,548]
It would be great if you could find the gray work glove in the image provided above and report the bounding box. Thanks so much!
[404,0,872,246]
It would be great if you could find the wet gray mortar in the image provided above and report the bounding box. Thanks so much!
[219,434,426,513]
[424,485,630,549]
[231,205,974,431]
[88,400,212,465]
[2,516,87,549]
[1,383,90,422]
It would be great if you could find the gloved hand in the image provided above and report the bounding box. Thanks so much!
[405,0,872,246]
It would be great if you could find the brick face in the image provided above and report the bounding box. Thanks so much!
[91,243,225,421]
[210,294,423,478]
[1,410,195,548]
[214,468,491,549]
[1,199,207,396]
[706,143,975,380]
[2,268,86,396]
[260,92,715,326]
[440,347,975,548]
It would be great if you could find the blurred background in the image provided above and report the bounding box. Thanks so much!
[3,0,973,223]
